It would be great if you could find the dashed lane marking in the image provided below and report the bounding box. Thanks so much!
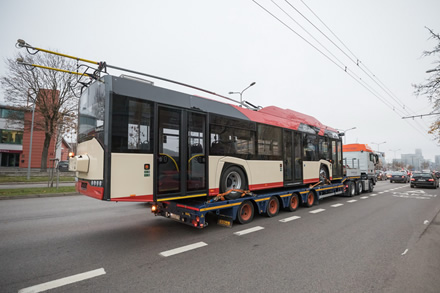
[347,199,357,203]
[234,226,265,236]
[309,208,326,214]
[370,194,377,197]
[360,196,369,199]
[331,203,344,207]
[279,216,301,223]
[18,268,106,293]
[159,242,208,257]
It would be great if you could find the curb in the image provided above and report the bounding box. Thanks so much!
[0,192,79,200]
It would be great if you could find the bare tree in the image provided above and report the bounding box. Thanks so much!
[414,28,440,142]
[1,51,80,171]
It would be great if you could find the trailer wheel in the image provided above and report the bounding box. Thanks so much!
[305,191,316,207]
[220,166,248,199]
[345,182,356,197]
[368,180,374,192]
[236,200,254,224]
[287,193,300,212]
[266,196,279,217]
[356,181,363,195]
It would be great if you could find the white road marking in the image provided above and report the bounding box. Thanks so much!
[18,268,106,293]
[424,220,429,225]
[360,196,369,199]
[159,242,207,257]
[378,192,384,194]
[234,226,264,236]
[331,203,344,207]
[370,194,377,197]
[401,249,409,256]
[309,208,326,214]
[347,199,357,203]
[279,216,301,223]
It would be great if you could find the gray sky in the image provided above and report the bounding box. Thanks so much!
[1,0,439,162]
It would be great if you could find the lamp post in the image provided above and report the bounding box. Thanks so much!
[339,127,356,144]
[27,101,36,180]
[229,82,256,107]
[371,141,386,152]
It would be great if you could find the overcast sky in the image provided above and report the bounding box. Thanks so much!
[1,0,439,162]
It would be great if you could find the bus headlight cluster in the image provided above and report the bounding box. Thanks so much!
[90,180,103,187]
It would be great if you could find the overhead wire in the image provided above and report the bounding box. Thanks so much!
[251,0,436,145]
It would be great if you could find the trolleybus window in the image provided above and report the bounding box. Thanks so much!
[78,82,105,143]
[111,95,153,153]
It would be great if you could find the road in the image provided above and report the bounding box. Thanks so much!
[0,182,75,189]
[1,181,439,293]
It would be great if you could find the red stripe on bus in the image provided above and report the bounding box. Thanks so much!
[76,181,103,200]
[303,178,319,184]
[111,194,154,202]
[249,182,284,190]
[209,188,219,196]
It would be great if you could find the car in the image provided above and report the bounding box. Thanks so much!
[376,170,386,181]
[57,160,70,172]
[411,172,439,189]
[389,171,409,183]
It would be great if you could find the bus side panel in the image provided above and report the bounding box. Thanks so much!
[208,156,283,193]
[303,160,332,184]
[110,153,154,201]
[246,160,283,190]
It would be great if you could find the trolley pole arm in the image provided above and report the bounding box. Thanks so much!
[16,58,96,79]
[16,39,100,66]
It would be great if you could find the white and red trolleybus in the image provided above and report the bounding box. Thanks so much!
[70,74,343,204]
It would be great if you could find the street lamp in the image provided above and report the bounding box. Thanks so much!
[27,99,36,180]
[339,127,356,144]
[371,141,386,152]
[229,82,256,107]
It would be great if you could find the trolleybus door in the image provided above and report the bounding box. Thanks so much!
[283,130,303,185]
[157,107,182,195]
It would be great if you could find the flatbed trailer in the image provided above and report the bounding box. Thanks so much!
[151,176,373,228]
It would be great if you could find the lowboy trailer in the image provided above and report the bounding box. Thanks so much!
[151,175,373,228]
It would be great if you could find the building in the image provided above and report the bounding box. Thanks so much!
[401,149,425,171]
[0,89,71,169]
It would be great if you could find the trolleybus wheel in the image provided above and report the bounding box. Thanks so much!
[287,193,300,212]
[305,191,316,207]
[220,166,248,199]
[319,165,329,184]
[266,196,280,217]
[236,200,254,224]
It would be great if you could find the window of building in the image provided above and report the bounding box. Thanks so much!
[0,130,23,144]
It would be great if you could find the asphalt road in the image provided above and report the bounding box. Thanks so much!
[1,181,439,293]
[0,182,75,189]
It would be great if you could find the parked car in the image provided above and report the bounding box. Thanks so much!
[389,171,409,183]
[57,160,70,172]
[411,172,439,189]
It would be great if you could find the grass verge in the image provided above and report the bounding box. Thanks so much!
[0,186,77,198]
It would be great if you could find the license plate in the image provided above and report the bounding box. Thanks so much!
[418,179,425,182]
[218,219,232,228]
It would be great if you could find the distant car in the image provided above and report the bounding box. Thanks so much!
[411,172,439,189]
[376,170,386,181]
[389,171,409,183]
[57,160,69,172]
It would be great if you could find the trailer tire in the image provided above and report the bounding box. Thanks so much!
[265,196,280,217]
[304,191,316,207]
[355,181,363,195]
[220,166,248,199]
[346,181,356,197]
[287,193,300,212]
[368,180,374,192]
[236,200,254,224]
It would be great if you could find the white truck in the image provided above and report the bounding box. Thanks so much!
[342,143,378,195]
